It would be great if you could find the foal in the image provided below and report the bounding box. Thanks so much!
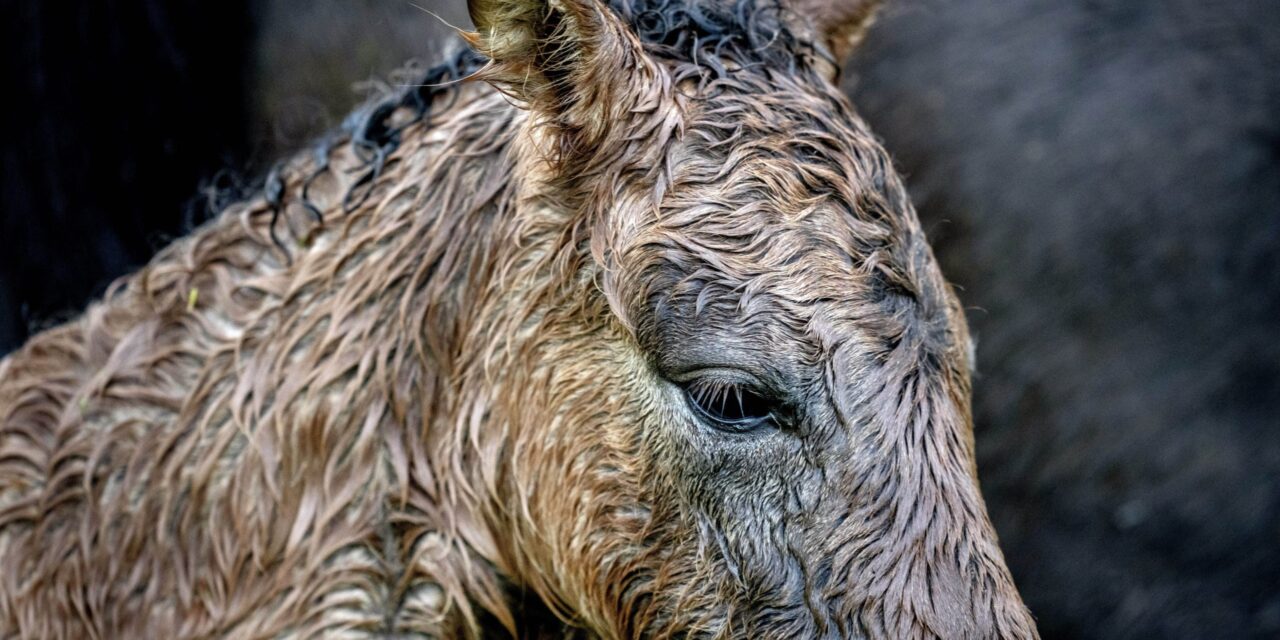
[0,0,1036,637]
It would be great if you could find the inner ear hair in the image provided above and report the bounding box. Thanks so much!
[789,0,883,75]
[465,0,665,165]
[467,0,550,63]
[465,0,608,108]
[466,0,608,75]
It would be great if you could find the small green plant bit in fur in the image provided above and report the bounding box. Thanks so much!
[0,0,1037,637]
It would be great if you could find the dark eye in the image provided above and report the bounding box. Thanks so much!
[683,377,776,433]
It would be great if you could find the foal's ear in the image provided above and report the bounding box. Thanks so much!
[790,0,883,69]
[465,0,657,140]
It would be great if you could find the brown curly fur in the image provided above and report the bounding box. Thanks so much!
[0,0,1036,637]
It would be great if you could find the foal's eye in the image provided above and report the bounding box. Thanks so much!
[682,376,775,433]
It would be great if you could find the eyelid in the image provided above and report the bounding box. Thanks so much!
[666,366,761,387]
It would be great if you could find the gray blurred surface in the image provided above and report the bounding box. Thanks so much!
[249,0,468,159]
[846,1,1280,636]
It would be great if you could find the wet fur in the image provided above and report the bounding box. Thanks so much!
[0,0,1035,637]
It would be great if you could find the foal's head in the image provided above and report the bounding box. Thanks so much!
[461,0,1037,636]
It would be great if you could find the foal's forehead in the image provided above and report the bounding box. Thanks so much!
[687,78,865,137]
[638,84,922,327]
[650,169,898,313]
[677,79,884,186]
[666,90,899,264]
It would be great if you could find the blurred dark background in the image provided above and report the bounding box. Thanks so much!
[1,0,1277,637]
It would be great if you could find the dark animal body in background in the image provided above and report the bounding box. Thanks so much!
[0,0,1036,637]
[0,1,252,353]
[847,1,1280,637]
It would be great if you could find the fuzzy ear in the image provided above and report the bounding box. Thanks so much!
[465,0,659,146]
[790,0,883,67]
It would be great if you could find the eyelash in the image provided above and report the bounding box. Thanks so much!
[682,376,776,433]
